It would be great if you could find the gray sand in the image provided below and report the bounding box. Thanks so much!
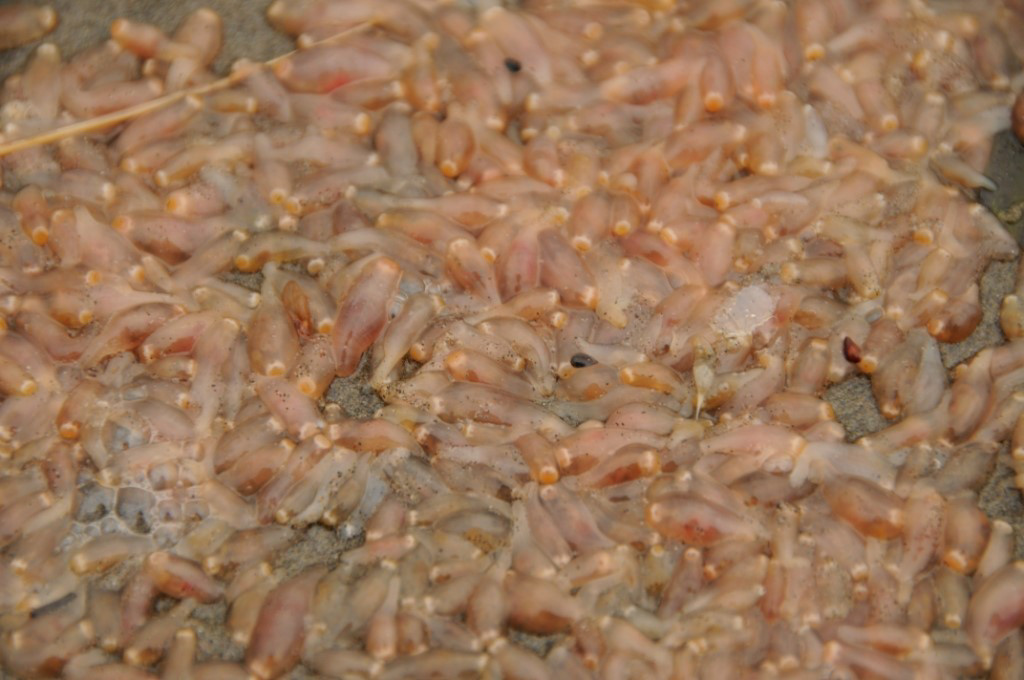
[0,0,290,81]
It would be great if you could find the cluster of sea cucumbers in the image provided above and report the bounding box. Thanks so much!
[1,0,1024,677]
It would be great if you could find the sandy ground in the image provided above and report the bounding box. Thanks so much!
[0,0,291,81]
[1,0,1023,675]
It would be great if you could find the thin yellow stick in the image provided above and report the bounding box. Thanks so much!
[0,21,371,158]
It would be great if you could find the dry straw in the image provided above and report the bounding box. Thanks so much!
[0,20,371,157]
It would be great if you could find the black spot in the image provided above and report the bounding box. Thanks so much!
[30,592,77,619]
[570,353,596,368]
[504,57,522,73]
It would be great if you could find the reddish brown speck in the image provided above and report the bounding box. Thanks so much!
[843,337,862,364]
